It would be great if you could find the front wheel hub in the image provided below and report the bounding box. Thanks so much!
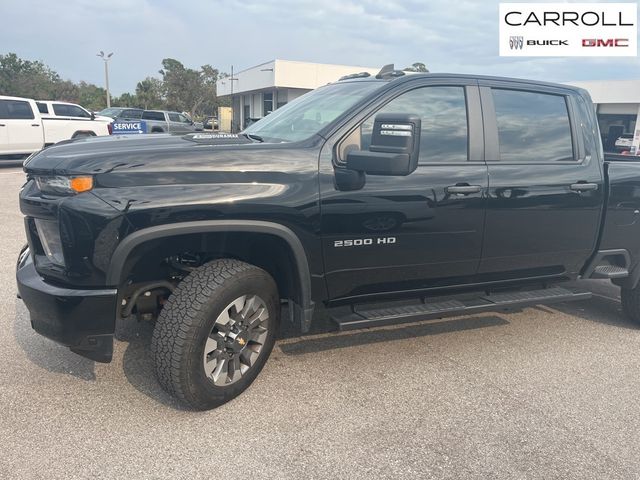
[202,294,270,386]
[226,329,249,353]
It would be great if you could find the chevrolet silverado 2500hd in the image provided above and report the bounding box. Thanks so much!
[16,67,640,410]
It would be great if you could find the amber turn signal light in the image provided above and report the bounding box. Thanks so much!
[69,176,94,193]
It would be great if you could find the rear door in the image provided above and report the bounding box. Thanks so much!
[478,81,603,279]
[0,99,43,154]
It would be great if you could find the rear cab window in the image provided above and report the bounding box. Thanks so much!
[491,89,574,162]
[36,102,49,114]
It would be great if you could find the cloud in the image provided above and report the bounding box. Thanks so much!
[0,0,637,95]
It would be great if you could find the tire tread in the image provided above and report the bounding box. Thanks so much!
[151,259,271,408]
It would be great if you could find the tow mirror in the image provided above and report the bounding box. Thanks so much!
[346,113,421,176]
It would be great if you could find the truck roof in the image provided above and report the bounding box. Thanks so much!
[0,95,35,102]
[339,72,584,95]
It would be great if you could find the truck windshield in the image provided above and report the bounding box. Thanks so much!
[243,81,382,143]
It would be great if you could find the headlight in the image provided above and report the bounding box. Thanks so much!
[35,175,94,195]
[34,219,65,266]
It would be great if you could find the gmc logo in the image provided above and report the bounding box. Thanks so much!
[582,38,629,47]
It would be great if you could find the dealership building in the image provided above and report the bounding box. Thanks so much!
[567,79,640,152]
[216,59,377,131]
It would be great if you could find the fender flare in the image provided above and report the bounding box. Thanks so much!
[106,220,315,331]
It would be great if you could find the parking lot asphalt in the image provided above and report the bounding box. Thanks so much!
[2,165,640,479]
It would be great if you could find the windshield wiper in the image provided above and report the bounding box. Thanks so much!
[241,133,264,143]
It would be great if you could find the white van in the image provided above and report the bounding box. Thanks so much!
[0,96,111,157]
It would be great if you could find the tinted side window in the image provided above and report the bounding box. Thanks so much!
[492,89,574,162]
[37,102,49,114]
[142,111,165,121]
[52,104,69,116]
[168,113,180,122]
[574,95,596,157]
[178,114,191,124]
[361,86,468,163]
[66,105,91,118]
[0,100,35,119]
[122,109,143,119]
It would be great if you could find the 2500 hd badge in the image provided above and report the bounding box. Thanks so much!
[334,237,397,247]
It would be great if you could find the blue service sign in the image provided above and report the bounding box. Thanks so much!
[112,120,147,134]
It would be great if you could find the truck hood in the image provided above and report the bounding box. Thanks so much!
[22,131,321,218]
[23,133,259,175]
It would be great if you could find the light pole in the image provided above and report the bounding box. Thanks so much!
[97,51,113,108]
[228,65,238,131]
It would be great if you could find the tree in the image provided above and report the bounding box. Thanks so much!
[76,82,108,111]
[403,62,429,73]
[0,53,108,109]
[0,53,226,115]
[159,58,221,118]
[135,77,163,109]
[112,92,139,108]
[50,80,79,102]
[0,52,61,99]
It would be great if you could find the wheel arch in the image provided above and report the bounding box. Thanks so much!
[107,220,315,331]
[71,130,97,138]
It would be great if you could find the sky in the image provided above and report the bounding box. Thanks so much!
[1,0,638,95]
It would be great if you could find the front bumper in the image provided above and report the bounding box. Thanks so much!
[16,247,118,363]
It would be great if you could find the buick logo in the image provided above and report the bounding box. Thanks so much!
[509,36,524,50]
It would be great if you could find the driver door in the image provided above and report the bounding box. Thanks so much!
[319,80,488,301]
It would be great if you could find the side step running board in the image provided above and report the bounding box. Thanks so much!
[330,287,591,331]
[590,265,629,279]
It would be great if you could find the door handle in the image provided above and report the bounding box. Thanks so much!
[31,124,40,127]
[570,183,598,192]
[0,124,5,127]
[446,184,482,195]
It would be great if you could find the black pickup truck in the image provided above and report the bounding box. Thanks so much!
[17,66,640,409]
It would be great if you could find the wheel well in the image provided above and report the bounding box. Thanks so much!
[72,131,96,138]
[121,231,300,306]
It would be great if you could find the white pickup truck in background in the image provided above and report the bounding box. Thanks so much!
[0,96,111,157]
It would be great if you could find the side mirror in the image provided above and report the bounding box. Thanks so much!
[90,112,96,120]
[346,113,421,176]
